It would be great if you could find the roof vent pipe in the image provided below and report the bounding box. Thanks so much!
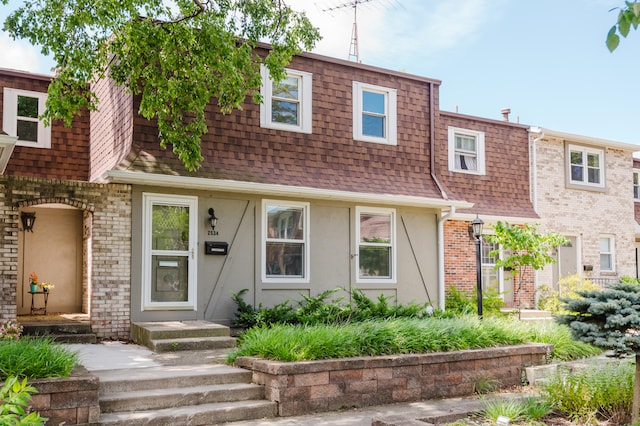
[501,108,511,122]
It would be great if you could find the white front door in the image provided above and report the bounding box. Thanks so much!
[142,193,198,311]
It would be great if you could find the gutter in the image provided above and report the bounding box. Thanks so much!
[105,170,474,210]
[529,129,544,214]
[437,205,455,310]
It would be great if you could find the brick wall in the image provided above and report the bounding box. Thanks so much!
[444,220,535,309]
[534,137,636,283]
[0,176,132,339]
[236,344,551,417]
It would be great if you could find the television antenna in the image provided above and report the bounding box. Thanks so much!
[322,0,375,63]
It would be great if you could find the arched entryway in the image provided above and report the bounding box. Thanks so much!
[17,204,87,315]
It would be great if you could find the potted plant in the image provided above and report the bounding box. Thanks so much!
[40,282,54,293]
[29,272,38,293]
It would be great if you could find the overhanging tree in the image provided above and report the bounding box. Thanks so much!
[558,282,640,424]
[1,0,321,171]
[484,222,568,312]
[607,1,640,51]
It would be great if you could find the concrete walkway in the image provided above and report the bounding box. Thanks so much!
[64,341,530,425]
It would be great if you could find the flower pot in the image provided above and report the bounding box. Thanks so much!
[30,284,38,292]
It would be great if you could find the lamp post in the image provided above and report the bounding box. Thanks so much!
[470,215,484,318]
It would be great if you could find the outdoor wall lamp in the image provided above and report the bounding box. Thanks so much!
[469,215,484,318]
[20,211,36,232]
[208,208,219,235]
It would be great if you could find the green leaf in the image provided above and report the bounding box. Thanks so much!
[607,26,621,52]
[619,11,632,36]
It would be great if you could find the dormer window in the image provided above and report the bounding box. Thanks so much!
[2,88,51,149]
[448,127,486,175]
[260,66,312,134]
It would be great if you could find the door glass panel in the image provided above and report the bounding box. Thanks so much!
[152,205,189,250]
[151,256,188,302]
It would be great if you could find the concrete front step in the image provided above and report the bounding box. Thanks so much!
[100,382,265,412]
[21,323,97,344]
[150,336,236,352]
[96,364,252,394]
[98,399,277,425]
[131,320,236,352]
[97,362,276,425]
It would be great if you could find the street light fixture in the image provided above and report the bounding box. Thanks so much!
[470,215,484,317]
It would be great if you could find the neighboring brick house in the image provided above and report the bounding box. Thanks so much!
[530,127,638,291]
[434,111,538,309]
[0,68,131,339]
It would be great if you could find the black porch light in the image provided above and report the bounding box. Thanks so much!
[20,211,36,232]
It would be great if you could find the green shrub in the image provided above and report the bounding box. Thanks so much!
[0,376,46,425]
[541,361,633,424]
[231,287,432,329]
[526,320,601,362]
[0,337,78,380]
[445,285,506,316]
[537,274,600,313]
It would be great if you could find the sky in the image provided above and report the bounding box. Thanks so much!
[1,0,639,145]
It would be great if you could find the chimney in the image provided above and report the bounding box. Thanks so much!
[501,108,511,122]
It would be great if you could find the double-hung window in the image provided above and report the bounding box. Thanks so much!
[481,240,501,294]
[567,144,605,188]
[634,170,640,201]
[599,235,615,272]
[141,193,198,310]
[352,82,397,145]
[2,88,51,149]
[448,127,485,174]
[263,200,309,282]
[260,66,312,133]
[356,207,396,283]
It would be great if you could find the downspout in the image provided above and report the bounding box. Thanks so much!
[437,206,455,310]
[429,80,452,311]
[530,129,544,307]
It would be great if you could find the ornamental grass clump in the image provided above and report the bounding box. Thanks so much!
[227,316,531,362]
[227,315,599,363]
[0,336,78,380]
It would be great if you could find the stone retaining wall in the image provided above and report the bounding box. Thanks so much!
[29,367,100,425]
[235,344,552,417]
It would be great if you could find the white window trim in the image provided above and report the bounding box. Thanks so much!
[481,238,506,298]
[634,169,640,202]
[447,126,486,175]
[567,144,605,189]
[141,193,198,311]
[355,206,397,284]
[352,81,397,145]
[2,88,51,149]
[260,66,312,134]
[599,234,615,273]
[262,199,310,284]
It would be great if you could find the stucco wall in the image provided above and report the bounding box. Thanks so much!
[129,186,439,324]
[534,137,636,284]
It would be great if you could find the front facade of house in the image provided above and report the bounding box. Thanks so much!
[0,69,131,338]
[1,48,638,339]
[91,50,477,325]
[436,112,538,308]
[530,127,637,289]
